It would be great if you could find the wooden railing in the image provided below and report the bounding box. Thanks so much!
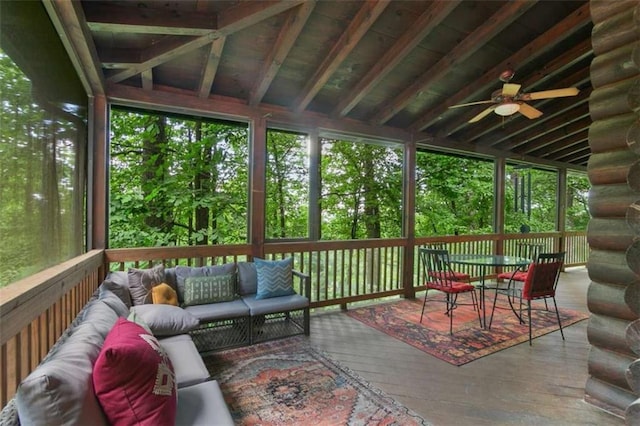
[0,231,587,408]
[0,250,104,407]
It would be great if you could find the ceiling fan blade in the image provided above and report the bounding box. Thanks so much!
[518,102,543,119]
[521,87,579,100]
[469,105,497,123]
[448,100,494,109]
[502,83,521,97]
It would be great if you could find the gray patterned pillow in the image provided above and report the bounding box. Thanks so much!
[183,274,237,306]
[127,264,165,305]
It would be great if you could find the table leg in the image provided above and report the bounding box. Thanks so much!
[479,266,487,328]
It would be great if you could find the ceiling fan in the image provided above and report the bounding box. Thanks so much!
[448,69,580,123]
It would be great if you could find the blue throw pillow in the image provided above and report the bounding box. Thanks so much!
[254,258,296,300]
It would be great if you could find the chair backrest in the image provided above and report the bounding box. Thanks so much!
[516,242,544,271]
[419,248,455,287]
[425,242,447,250]
[522,252,565,299]
[515,242,542,260]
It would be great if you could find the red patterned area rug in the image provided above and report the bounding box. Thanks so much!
[346,298,589,366]
[203,336,428,426]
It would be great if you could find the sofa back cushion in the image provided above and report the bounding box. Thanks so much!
[93,318,177,426]
[98,288,130,317]
[15,321,108,426]
[82,299,121,339]
[102,271,132,308]
[237,262,258,296]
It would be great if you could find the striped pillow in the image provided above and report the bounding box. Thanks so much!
[254,258,296,300]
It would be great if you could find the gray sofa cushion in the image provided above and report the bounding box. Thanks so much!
[101,271,132,308]
[15,321,108,426]
[130,304,200,336]
[82,300,120,339]
[98,288,129,317]
[159,334,210,388]
[237,262,258,296]
[183,299,250,322]
[175,380,234,426]
[242,293,309,316]
[174,263,236,302]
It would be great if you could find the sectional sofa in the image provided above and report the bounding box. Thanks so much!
[0,258,310,425]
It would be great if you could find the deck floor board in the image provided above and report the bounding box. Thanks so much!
[309,267,624,426]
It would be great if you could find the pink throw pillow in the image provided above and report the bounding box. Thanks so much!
[93,318,177,425]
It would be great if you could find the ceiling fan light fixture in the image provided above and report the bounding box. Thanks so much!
[494,102,520,116]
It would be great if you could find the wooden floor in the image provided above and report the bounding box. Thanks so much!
[309,267,625,426]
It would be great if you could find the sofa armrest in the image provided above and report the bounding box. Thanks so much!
[292,270,311,300]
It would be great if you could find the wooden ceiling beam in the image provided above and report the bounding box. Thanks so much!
[106,1,303,84]
[198,37,226,99]
[141,69,153,91]
[332,0,461,118]
[216,0,305,35]
[503,115,592,153]
[249,2,316,106]
[107,35,214,83]
[84,3,217,35]
[371,0,535,125]
[525,129,588,158]
[552,146,591,165]
[42,0,105,96]
[409,3,591,133]
[292,0,390,113]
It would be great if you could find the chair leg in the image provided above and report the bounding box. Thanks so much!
[448,294,456,335]
[420,288,429,323]
[488,284,500,329]
[552,297,564,340]
[528,301,533,346]
[472,291,481,327]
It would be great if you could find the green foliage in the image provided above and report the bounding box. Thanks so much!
[265,130,309,239]
[320,140,403,239]
[109,110,248,248]
[108,111,590,249]
[566,171,590,230]
[504,166,558,233]
[415,152,494,235]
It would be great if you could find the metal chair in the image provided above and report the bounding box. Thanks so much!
[497,241,543,282]
[423,243,471,283]
[489,252,566,345]
[496,242,544,307]
[419,248,481,335]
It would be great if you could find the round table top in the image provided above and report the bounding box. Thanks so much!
[448,254,531,267]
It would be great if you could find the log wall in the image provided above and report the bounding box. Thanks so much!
[586,1,640,422]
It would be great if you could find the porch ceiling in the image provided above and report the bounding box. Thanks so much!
[55,1,593,170]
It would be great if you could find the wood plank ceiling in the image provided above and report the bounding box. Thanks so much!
[61,0,593,170]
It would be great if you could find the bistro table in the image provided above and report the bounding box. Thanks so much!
[448,254,530,328]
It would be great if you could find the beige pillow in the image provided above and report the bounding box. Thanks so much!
[152,283,178,306]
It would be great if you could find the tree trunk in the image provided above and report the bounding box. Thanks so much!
[194,120,209,245]
[142,115,169,232]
